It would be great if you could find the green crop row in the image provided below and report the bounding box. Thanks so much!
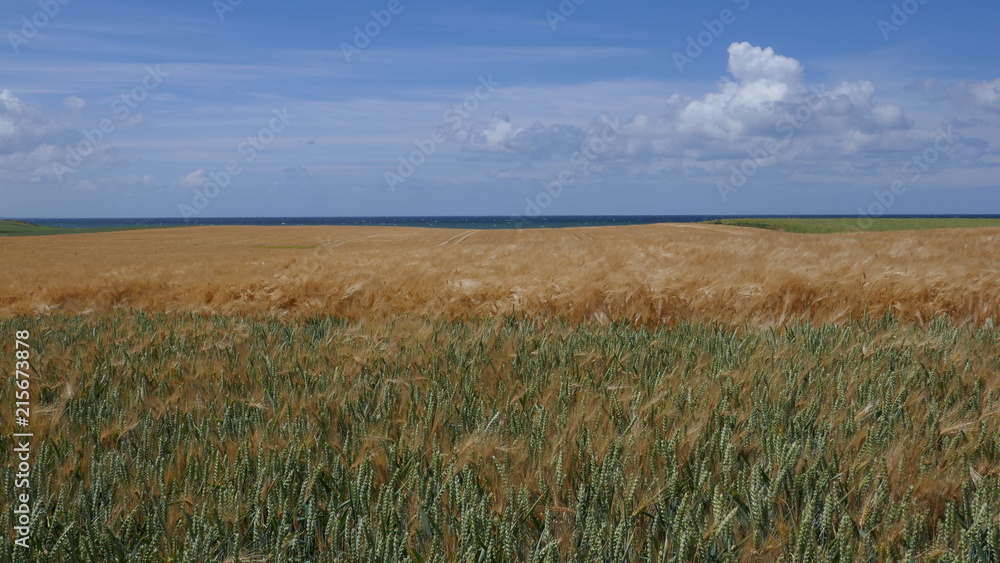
[1,313,998,561]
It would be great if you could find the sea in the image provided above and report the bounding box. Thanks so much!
[13,215,1000,230]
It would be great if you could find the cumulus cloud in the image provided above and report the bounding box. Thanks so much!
[0,88,92,187]
[448,42,988,182]
[0,89,73,157]
[446,109,593,159]
[0,89,26,114]
[0,89,155,189]
[726,42,803,86]
[908,78,1000,114]
[616,42,924,161]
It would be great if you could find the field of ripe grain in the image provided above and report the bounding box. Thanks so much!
[2,313,999,561]
[3,225,1000,561]
[1,224,999,324]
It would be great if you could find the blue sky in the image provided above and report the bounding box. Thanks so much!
[1,0,998,218]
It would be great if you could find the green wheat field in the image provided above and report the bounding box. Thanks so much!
[2,312,999,561]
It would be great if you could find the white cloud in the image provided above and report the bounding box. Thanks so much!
[446,109,584,158]
[481,119,522,149]
[726,42,803,86]
[63,95,87,110]
[174,169,209,188]
[0,89,27,114]
[629,43,920,158]
[909,78,1000,114]
[871,103,907,128]
[0,89,68,153]
[447,42,988,182]
[964,80,1000,113]
[0,88,78,184]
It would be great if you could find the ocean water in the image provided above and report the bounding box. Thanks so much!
[15,215,1000,230]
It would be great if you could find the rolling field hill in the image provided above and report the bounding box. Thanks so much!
[1,223,998,325]
[3,223,1000,560]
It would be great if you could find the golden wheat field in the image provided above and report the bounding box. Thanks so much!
[4,225,1000,560]
[1,223,999,324]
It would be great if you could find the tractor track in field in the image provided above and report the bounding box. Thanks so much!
[437,230,480,246]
